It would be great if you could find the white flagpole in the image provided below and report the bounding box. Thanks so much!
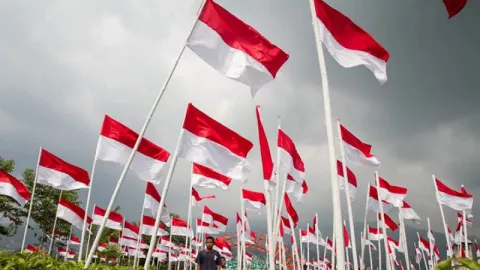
[344,220,350,270]
[84,0,207,266]
[86,216,93,259]
[307,0,346,268]
[239,193,247,269]
[48,190,63,255]
[368,238,373,270]
[427,218,433,270]
[361,184,371,267]
[431,174,453,257]
[183,180,194,270]
[323,236,328,263]
[315,214,320,270]
[398,211,410,270]
[299,229,304,269]
[21,147,42,251]
[65,225,72,262]
[143,130,185,269]
[413,243,421,270]
[306,223,310,267]
[461,193,469,258]
[168,233,174,270]
[337,119,360,270]
[236,221,241,269]
[331,230,336,269]
[375,171,391,270]
[134,204,146,267]
[376,220,382,270]
[416,233,428,270]
[79,139,99,261]
[289,219,301,270]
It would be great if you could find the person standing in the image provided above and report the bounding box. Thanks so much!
[195,236,222,270]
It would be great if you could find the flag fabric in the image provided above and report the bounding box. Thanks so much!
[143,182,171,226]
[400,201,421,223]
[443,0,468,18]
[92,205,123,230]
[284,193,299,227]
[475,239,480,257]
[387,237,403,252]
[191,163,232,190]
[368,185,392,213]
[281,216,293,235]
[37,149,90,190]
[457,212,473,227]
[285,174,308,202]
[123,221,139,239]
[435,179,473,211]
[25,245,40,253]
[418,237,430,253]
[202,206,228,232]
[69,235,81,245]
[255,106,275,187]
[339,125,380,168]
[0,169,31,206]
[301,229,317,244]
[187,0,289,95]
[277,129,305,183]
[378,213,398,231]
[336,160,357,200]
[171,217,194,237]
[197,219,219,234]
[191,187,216,206]
[343,225,351,248]
[378,177,407,207]
[242,189,266,212]
[141,215,169,236]
[108,236,118,246]
[312,0,389,83]
[96,115,170,184]
[178,103,254,181]
[56,198,92,230]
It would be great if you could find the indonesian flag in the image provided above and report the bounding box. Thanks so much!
[108,236,118,246]
[281,216,292,235]
[68,235,81,245]
[415,244,422,263]
[122,220,139,238]
[339,125,380,168]
[37,149,90,190]
[301,228,317,244]
[0,169,30,206]
[245,252,254,262]
[475,239,480,257]
[285,174,308,202]
[178,103,253,181]
[242,189,266,212]
[343,224,351,248]
[448,227,455,242]
[457,212,473,227]
[443,0,468,18]
[160,236,175,248]
[368,185,392,213]
[141,215,169,236]
[312,0,389,83]
[378,213,398,231]
[97,242,107,251]
[277,129,305,183]
[336,160,357,200]
[191,187,216,206]
[143,182,171,226]
[378,177,407,207]
[96,115,170,184]
[171,217,193,237]
[435,179,473,211]
[400,201,421,223]
[187,0,289,95]
[387,237,403,253]
[202,206,228,232]
[255,106,275,187]
[56,198,92,230]
[284,193,299,227]
[418,236,430,253]
[428,230,435,243]
[191,237,202,247]
[25,245,40,253]
[192,163,232,190]
[197,219,219,234]
[120,235,148,249]
[326,238,335,252]
[92,205,123,230]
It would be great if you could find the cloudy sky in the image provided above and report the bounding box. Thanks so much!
[0,0,479,248]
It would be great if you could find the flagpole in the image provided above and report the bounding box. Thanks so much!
[431,175,453,257]
[461,187,469,258]
[398,211,410,270]
[368,235,373,270]
[307,0,346,268]
[239,189,247,269]
[416,233,428,270]
[134,204,146,268]
[375,171,391,270]
[306,223,310,267]
[184,179,194,270]
[21,147,42,252]
[337,119,359,270]
[315,213,320,270]
[376,220,382,270]
[289,218,301,270]
[427,218,434,269]
[65,225,72,262]
[361,184,371,266]
[79,139,99,261]
[84,0,207,266]
[143,130,185,269]
[48,190,63,255]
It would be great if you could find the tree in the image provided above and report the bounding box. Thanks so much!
[0,158,29,237]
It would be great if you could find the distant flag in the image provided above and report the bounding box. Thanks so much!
[367,185,392,213]
[141,216,169,236]
[457,212,472,227]
[368,226,384,241]
[277,129,305,183]
[255,106,275,187]
[378,177,407,207]
[340,125,380,168]
[336,160,357,200]
[68,235,81,246]
[312,0,389,83]
[143,182,171,226]
[187,0,289,95]
[343,224,351,248]
[108,236,118,246]
[0,169,30,206]
[171,217,194,238]
[434,179,473,211]
[443,0,468,19]
[400,201,421,223]
[56,198,92,230]
[191,163,232,190]
[202,206,228,232]
[377,213,399,231]
[285,174,308,202]
[241,189,266,212]
[92,205,123,231]
[122,221,139,239]
[191,187,216,206]
[284,193,299,226]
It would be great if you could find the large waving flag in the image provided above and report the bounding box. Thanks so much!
[0,169,30,206]
[443,0,467,18]
[435,179,473,211]
[340,125,380,168]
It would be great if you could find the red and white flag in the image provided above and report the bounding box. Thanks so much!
[343,224,351,248]
[96,115,170,184]
[0,169,30,206]
[339,125,380,168]
[312,0,389,83]
[192,237,203,247]
[37,149,90,190]
[475,239,480,257]
[281,216,292,235]
[400,201,421,223]
[378,213,398,231]
[301,229,317,244]
[191,163,232,190]
[197,219,219,235]
[92,205,123,231]
[171,217,193,237]
[25,245,40,253]
[187,0,289,95]
[435,179,473,211]
[387,237,403,252]
[108,236,118,246]
[443,0,468,18]
[285,174,308,202]
[202,206,228,232]
[336,160,357,200]
[457,212,473,227]
[69,235,81,245]
[143,182,171,226]
[242,189,266,212]
[284,193,299,227]
[378,177,407,207]
[141,215,169,236]
[191,187,216,206]
[56,198,92,230]
[277,129,305,183]
[368,185,392,213]
[178,103,254,181]
[255,106,275,187]
[123,221,139,239]
[97,242,107,251]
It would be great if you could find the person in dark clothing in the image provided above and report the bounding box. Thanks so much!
[195,236,222,270]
